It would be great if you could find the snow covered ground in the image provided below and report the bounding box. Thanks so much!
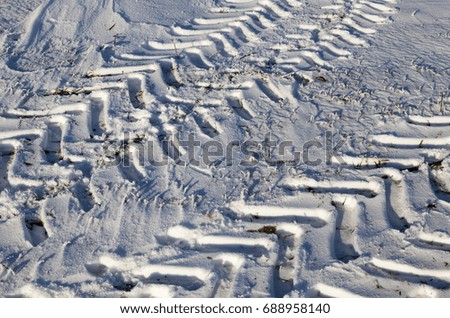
[0,0,450,297]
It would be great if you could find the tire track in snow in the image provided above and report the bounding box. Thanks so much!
[1,0,415,298]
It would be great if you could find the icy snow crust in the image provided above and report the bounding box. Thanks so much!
[1,0,450,297]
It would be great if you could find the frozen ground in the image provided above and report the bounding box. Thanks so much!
[0,0,450,297]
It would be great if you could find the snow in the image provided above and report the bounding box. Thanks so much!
[1,0,450,298]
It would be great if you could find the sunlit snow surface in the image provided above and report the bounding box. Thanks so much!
[0,0,450,297]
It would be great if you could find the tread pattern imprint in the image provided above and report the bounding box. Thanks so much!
[2,0,450,298]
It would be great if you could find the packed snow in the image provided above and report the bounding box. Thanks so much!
[0,0,450,297]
